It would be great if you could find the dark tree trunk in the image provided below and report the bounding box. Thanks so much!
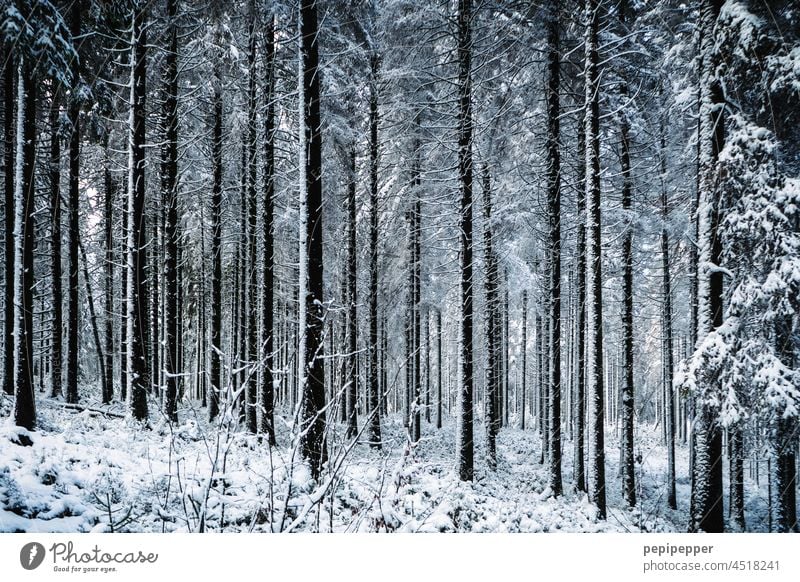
[208,52,222,422]
[484,166,499,468]
[367,54,382,447]
[521,290,527,430]
[261,13,276,443]
[129,5,150,421]
[346,145,358,439]
[620,113,635,507]
[456,0,474,482]
[162,0,179,423]
[300,0,328,478]
[2,50,14,397]
[573,53,588,496]
[585,0,606,519]
[436,308,442,429]
[49,93,63,399]
[245,3,258,434]
[659,126,676,510]
[13,60,37,431]
[103,139,114,404]
[691,0,725,534]
[66,1,82,406]
[545,5,562,497]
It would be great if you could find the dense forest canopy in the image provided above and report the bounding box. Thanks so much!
[0,0,798,533]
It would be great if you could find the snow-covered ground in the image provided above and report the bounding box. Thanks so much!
[0,394,772,533]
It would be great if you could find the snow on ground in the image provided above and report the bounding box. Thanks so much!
[0,393,771,533]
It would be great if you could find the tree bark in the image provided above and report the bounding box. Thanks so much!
[128,5,150,421]
[546,4,562,497]
[585,0,606,519]
[367,54,382,447]
[299,0,328,478]
[456,0,474,482]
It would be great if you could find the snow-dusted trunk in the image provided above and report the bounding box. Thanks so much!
[436,308,443,429]
[66,0,81,405]
[521,290,527,430]
[103,137,114,404]
[573,102,587,492]
[584,0,606,519]
[771,315,797,532]
[484,167,499,468]
[456,0,474,482]
[245,1,258,434]
[345,146,358,439]
[162,0,179,423]
[2,50,14,398]
[412,138,422,443]
[128,6,149,421]
[12,60,37,430]
[49,94,63,399]
[545,4,562,496]
[659,127,676,510]
[299,0,327,478]
[261,13,276,443]
[367,53,382,447]
[691,0,724,533]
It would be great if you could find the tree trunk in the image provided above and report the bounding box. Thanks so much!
[2,50,14,398]
[367,54,382,447]
[103,138,114,404]
[162,0,179,423]
[691,0,725,533]
[545,4,562,497]
[13,59,37,431]
[245,2,258,434]
[585,0,606,519]
[49,92,63,399]
[299,0,328,478]
[456,0,474,482]
[260,13,276,443]
[659,125,676,510]
[128,5,150,421]
[346,145,359,439]
[620,114,635,508]
[521,290,527,430]
[484,166,499,468]
[66,1,82,405]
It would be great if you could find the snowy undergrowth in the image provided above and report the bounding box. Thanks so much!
[0,396,767,533]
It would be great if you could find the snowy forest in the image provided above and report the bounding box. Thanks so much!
[0,0,798,534]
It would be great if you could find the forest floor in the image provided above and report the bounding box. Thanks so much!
[0,393,772,533]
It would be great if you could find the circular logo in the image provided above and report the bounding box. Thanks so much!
[20,542,46,570]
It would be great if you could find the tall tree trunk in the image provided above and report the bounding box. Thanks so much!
[66,1,82,405]
[484,166,499,468]
[2,50,14,397]
[619,112,635,508]
[545,4,562,497]
[521,290,527,430]
[245,2,258,434]
[103,138,114,404]
[299,0,327,478]
[128,5,150,421]
[261,13,276,443]
[436,308,442,429]
[585,0,606,519]
[574,107,587,491]
[367,54,382,447]
[13,59,37,431]
[659,125,676,510]
[208,22,222,423]
[162,0,179,423]
[691,0,725,533]
[49,92,63,399]
[456,0,474,482]
[346,145,359,439]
